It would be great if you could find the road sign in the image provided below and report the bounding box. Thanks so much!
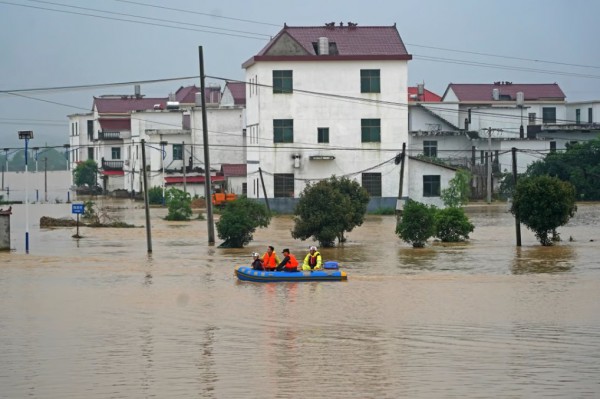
[72,203,85,214]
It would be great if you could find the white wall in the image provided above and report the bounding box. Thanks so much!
[407,160,456,208]
[245,59,409,198]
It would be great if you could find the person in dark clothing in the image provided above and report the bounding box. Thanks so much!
[251,252,264,270]
[276,248,300,272]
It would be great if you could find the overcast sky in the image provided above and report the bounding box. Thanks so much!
[1,0,598,149]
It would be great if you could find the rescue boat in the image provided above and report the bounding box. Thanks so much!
[234,262,347,282]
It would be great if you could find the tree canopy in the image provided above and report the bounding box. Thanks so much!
[292,176,370,247]
[216,196,271,248]
[395,200,437,248]
[440,169,471,208]
[525,138,600,200]
[165,187,192,221]
[73,159,98,187]
[510,175,577,246]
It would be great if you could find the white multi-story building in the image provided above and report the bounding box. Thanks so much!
[243,23,412,211]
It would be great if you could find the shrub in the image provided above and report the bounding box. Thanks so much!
[435,207,474,242]
[216,197,271,247]
[165,188,192,221]
[396,200,437,248]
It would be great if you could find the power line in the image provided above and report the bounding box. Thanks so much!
[0,1,269,40]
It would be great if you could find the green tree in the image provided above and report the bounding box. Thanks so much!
[525,138,600,200]
[434,207,474,242]
[73,159,98,187]
[396,200,437,248]
[148,186,163,205]
[510,175,577,246]
[440,169,471,207]
[292,176,370,247]
[165,187,192,221]
[216,196,271,248]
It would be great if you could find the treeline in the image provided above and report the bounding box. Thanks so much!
[0,148,68,172]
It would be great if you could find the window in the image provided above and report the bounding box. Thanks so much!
[88,147,94,160]
[317,127,329,143]
[273,70,293,94]
[423,140,438,157]
[528,113,536,124]
[589,107,593,123]
[360,69,380,93]
[173,144,183,160]
[111,147,121,160]
[550,141,556,153]
[274,173,294,198]
[362,173,382,197]
[576,109,581,124]
[242,182,247,196]
[87,120,94,138]
[273,119,293,143]
[542,107,556,123]
[423,175,441,197]
[361,119,381,142]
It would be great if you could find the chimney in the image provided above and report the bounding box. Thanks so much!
[134,84,141,98]
[318,37,329,55]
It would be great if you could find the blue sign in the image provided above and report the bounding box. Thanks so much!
[72,203,85,214]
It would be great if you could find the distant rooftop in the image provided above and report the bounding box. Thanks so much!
[443,82,566,102]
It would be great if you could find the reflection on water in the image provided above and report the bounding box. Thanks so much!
[1,200,600,397]
[512,246,576,274]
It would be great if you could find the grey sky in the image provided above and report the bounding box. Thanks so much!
[1,0,598,148]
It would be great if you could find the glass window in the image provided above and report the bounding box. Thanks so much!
[317,127,329,143]
[542,107,556,124]
[575,109,581,124]
[361,119,381,143]
[88,147,94,160]
[273,119,294,143]
[550,141,556,153]
[274,173,294,198]
[273,70,293,94]
[424,140,438,157]
[528,113,536,124]
[111,147,121,160]
[423,175,440,197]
[589,107,593,123]
[360,69,380,93]
[362,173,382,197]
[173,144,183,160]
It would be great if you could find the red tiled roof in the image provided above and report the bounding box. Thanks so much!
[443,83,566,102]
[408,87,442,102]
[98,118,131,131]
[220,163,247,177]
[94,97,167,113]
[165,175,225,184]
[224,81,246,106]
[175,85,222,104]
[244,24,411,67]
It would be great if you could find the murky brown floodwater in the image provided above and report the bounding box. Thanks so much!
[1,200,599,398]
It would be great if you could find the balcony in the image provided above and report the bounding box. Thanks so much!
[102,158,124,171]
[99,131,122,140]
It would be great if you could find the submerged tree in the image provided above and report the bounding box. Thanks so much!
[165,187,192,221]
[434,207,474,242]
[292,176,370,247]
[216,196,271,248]
[396,200,437,248]
[510,175,577,246]
[440,169,471,208]
[73,159,98,187]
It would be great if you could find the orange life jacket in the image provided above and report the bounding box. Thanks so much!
[285,254,299,269]
[263,252,277,267]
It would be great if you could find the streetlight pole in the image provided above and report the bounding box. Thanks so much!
[160,141,167,205]
[33,147,39,173]
[19,130,33,253]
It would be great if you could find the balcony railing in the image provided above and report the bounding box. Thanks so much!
[99,131,122,140]
[102,158,124,171]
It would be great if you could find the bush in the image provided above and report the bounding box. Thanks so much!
[216,197,271,248]
[396,200,437,248]
[435,207,474,242]
[148,186,163,205]
[165,188,192,221]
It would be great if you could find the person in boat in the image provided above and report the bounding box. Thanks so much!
[251,252,264,270]
[276,248,300,272]
[302,246,323,271]
[262,245,281,272]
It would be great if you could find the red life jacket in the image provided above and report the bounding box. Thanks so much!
[308,252,321,267]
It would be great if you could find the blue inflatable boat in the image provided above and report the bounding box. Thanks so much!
[235,262,347,283]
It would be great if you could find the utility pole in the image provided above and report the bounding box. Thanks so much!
[482,127,503,203]
[199,46,215,244]
[141,139,152,253]
[511,147,522,246]
[182,141,187,194]
[258,167,270,212]
[395,143,406,227]
[44,157,48,202]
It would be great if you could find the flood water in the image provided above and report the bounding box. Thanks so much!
[1,200,599,398]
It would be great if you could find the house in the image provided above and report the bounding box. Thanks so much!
[68,84,246,198]
[243,23,412,211]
